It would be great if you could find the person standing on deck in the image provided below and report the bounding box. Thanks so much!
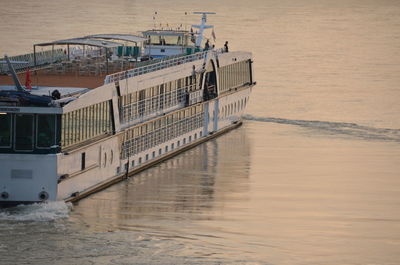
[224,41,229,52]
[205,39,210,50]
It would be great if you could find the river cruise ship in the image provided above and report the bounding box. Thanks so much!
[0,13,255,206]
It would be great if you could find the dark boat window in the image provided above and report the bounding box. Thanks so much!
[37,115,56,148]
[15,114,34,151]
[0,114,12,147]
[81,152,86,171]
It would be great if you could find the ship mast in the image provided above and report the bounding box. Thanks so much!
[192,12,215,47]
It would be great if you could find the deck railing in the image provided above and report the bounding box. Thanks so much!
[104,51,208,84]
[0,49,66,74]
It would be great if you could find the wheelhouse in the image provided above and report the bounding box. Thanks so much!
[143,30,198,57]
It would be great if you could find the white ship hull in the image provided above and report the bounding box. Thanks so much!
[0,83,253,205]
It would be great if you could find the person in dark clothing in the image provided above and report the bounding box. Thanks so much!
[205,39,210,50]
[224,41,229,52]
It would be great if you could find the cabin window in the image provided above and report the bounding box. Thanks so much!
[36,115,56,148]
[15,114,34,151]
[0,114,12,148]
[148,35,183,46]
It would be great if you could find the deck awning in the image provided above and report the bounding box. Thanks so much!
[85,34,147,44]
[34,38,121,48]
[142,30,192,37]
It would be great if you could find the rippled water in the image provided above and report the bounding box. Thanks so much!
[1,0,400,264]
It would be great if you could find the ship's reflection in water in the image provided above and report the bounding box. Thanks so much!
[70,126,253,261]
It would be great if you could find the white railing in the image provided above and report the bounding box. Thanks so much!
[104,51,208,84]
[120,87,187,124]
[0,49,67,74]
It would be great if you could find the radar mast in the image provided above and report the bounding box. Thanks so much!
[192,12,216,47]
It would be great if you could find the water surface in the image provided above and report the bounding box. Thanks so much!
[1,0,400,264]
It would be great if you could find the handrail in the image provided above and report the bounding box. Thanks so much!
[0,49,66,74]
[104,51,208,84]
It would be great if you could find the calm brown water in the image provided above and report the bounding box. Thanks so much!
[1,0,400,264]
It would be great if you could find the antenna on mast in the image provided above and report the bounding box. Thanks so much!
[192,12,216,47]
[184,11,188,31]
[153,11,158,29]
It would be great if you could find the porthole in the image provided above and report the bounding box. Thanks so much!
[38,191,49,201]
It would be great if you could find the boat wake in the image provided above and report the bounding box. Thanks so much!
[242,114,400,142]
[0,201,72,222]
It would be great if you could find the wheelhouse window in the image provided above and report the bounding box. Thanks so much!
[15,114,34,151]
[0,113,12,147]
[36,115,56,148]
[147,34,185,46]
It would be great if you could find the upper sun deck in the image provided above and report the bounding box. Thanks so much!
[0,12,227,109]
[0,34,147,89]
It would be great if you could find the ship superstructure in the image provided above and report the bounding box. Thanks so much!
[0,13,255,206]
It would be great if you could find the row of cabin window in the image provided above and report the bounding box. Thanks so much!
[61,101,112,148]
[218,60,251,94]
[122,113,203,159]
[146,35,190,46]
[120,87,186,123]
[122,131,203,172]
[120,75,198,107]
[122,105,204,158]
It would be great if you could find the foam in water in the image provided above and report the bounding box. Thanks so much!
[0,201,72,222]
[242,114,400,142]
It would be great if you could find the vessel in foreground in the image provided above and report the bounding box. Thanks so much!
[0,13,255,206]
